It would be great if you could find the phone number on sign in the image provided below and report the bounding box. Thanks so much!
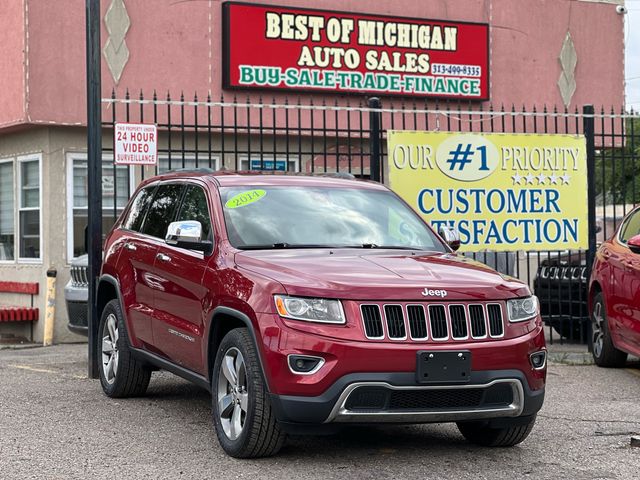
[431,64,482,77]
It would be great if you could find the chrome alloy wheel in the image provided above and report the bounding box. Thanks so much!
[217,347,248,440]
[101,313,119,384]
[592,300,605,358]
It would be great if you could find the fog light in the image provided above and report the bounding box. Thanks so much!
[530,350,547,370]
[288,355,325,375]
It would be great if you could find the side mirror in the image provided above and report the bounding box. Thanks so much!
[628,234,640,254]
[165,220,213,254]
[438,226,461,252]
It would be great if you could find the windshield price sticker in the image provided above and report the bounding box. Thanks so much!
[114,123,158,165]
[225,189,267,209]
[388,131,588,252]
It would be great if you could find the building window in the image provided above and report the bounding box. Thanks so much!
[0,160,15,261]
[239,156,299,172]
[0,155,42,263]
[67,155,132,261]
[18,156,41,261]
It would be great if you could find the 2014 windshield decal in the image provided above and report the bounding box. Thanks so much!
[225,189,267,209]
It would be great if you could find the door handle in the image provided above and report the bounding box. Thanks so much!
[156,253,171,263]
[124,243,137,251]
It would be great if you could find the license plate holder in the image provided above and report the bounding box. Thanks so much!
[416,350,471,384]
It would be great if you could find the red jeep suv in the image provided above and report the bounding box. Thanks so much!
[96,170,546,458]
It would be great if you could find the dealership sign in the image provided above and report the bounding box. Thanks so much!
[388,132,588,251]
[222,2,489,99]
[114,123,158,165]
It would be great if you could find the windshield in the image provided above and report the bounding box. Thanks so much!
[219,186,446,252]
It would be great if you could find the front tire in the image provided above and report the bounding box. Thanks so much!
[212,328,285,458]
[591,292,628,367]
[457,416,536,447]
[98,299,151,397]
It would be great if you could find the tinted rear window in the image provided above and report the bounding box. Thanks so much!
[122,185,156,232]
[140,184,184,239]
[177,185,212,240]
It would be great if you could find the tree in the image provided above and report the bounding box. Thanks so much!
[595,117,640,205]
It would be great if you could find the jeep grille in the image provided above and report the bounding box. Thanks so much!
[70,265,89,287]
[359,302,505,341]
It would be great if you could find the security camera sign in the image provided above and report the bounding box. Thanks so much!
[388,131,588,251]
[114,123,158,165]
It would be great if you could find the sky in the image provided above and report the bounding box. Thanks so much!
[627,4,640,110]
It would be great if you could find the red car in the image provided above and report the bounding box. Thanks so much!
[96,170,546,458]
[589,206,640,366]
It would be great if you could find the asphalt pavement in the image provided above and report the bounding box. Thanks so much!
[1,344,639,480]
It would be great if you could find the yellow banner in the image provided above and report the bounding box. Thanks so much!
[388,131,588,251]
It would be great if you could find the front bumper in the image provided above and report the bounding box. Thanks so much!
[534,271,589,322]
[64,281,88,336]
[269,369,544,428]
[255,312,546,428]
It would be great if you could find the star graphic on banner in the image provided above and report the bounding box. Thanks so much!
[525,173,535,185]
[512,173,523,185]
[548,173,559,184]
[536,173,546,184]
[560,173,571,184]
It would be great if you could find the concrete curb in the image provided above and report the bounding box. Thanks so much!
[0,343,43,351]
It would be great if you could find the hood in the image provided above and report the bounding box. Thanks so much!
[72,253,89,267]
[235,249,530,301]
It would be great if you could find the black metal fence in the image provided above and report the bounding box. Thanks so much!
[100,91,639,345]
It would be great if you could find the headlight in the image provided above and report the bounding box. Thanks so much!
[274,295,346,324]
[507,296,539,322]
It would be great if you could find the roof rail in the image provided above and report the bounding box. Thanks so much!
[313,172,356,180]
[211,169,358,180]
[159,168,360,180]
[161,167,217,174]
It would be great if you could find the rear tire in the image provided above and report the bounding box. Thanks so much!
[591,292,628,367]
[212,328,285,458]
[457,416,536,447]
[98,299,151,398]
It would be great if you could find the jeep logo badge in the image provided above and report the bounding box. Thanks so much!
[421,288,448,298]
